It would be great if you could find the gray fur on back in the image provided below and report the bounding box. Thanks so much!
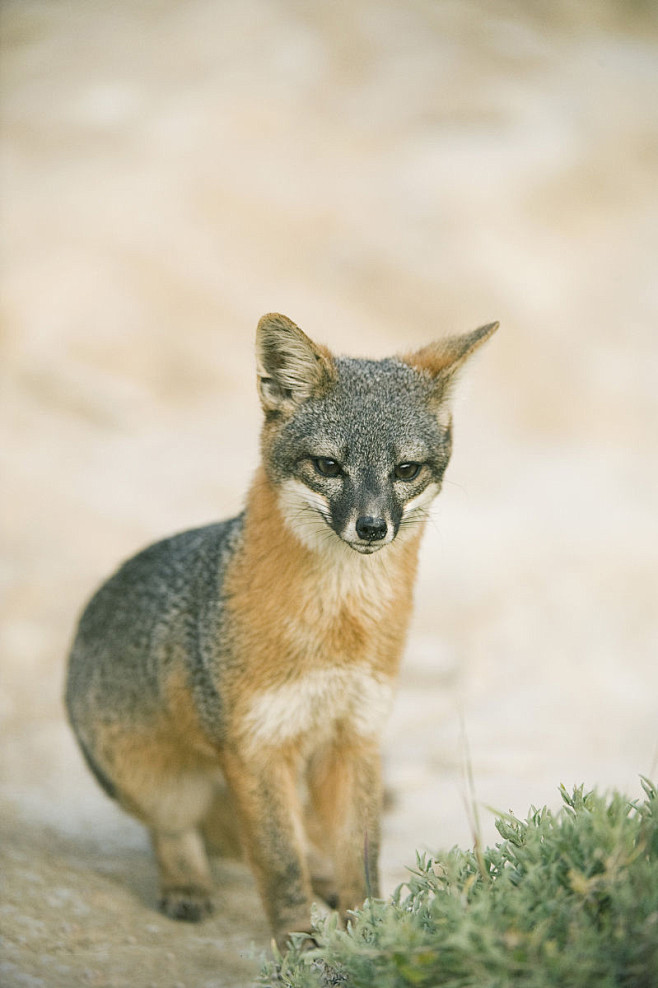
[66,517,244,747]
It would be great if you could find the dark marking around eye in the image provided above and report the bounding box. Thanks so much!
[395,462,422,481]
[313,457,342,478]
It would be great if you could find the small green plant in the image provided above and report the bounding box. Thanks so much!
[259,780,658,987]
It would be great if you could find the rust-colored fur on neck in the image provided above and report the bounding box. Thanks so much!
[223,468,423,691]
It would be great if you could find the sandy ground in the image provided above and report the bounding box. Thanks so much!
[2,1,658,985]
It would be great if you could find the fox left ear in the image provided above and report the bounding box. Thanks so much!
[401,321,499,399]
[256,313,337,414]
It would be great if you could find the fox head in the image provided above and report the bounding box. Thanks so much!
[256,313,498,555]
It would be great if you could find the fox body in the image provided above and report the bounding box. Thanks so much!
[66,313,497,947]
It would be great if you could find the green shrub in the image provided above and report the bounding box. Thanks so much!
[259,780,658,988]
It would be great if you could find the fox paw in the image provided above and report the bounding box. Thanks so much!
[159,887,213,922]
[311,878,339,911]
[274,929,318,954]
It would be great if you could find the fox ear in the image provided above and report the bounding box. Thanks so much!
[402,321,499,400]
[256,313,337,413]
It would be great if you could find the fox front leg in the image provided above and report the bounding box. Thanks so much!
[221,748,314,950]
[308,738,382,917]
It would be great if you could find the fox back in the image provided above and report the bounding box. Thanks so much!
[65,312,498,948]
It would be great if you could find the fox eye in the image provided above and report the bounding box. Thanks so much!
[395,462,422,481]
[313,457,342,478]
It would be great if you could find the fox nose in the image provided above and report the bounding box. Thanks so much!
[355,516,388,542]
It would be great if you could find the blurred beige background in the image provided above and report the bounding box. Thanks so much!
[2,1,657,986]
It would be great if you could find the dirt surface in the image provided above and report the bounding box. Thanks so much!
[2,1,658,986]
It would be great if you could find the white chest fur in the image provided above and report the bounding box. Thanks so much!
[239,665,395,753]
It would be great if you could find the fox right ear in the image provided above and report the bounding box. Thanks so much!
[256,313,337,414]
[401,321,499,406]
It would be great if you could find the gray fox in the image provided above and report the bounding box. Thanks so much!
[65,313,498,948]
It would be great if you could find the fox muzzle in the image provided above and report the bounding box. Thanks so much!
[355,516,388,542]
